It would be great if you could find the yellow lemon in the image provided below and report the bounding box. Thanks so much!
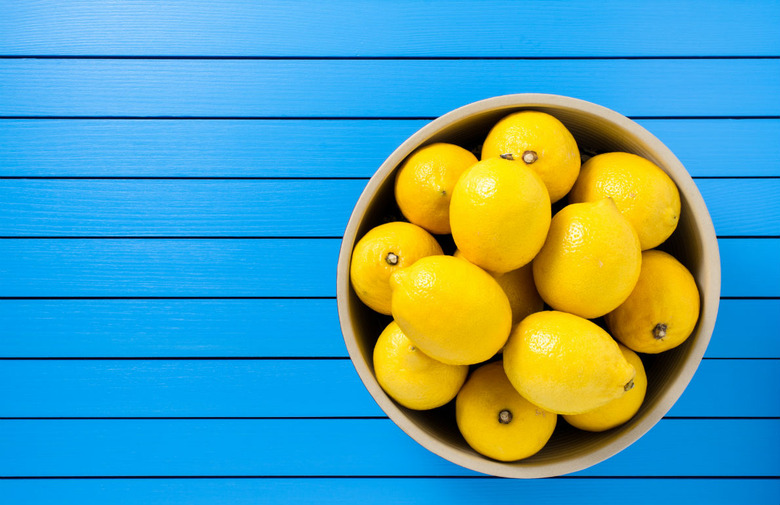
[394,143,478,235]
[389,255,511,365]
[453,249,543,325]
[605,249,701,354]
[373,321,468,410]
[350,222,442,314]
[503,311,636,415]
[569,152,681,250]
[456,361,557,461]
[450,157,551,274]
[481,110,580,203]
[532,198,642,319]
[564,344,647,431]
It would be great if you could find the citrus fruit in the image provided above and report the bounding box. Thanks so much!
[569,152,681,250]
[564,344,647,431]
[450,157,551,273]
[394,142,478,235]
[350,222,443,314]
[456,361,557,461]
[389,255,512,365]
[373,321,468,410]
[605,249,701,354]
[532,198,642,319]
[503,311,636,415]
[453,249,543,325]
[481,110,580,203]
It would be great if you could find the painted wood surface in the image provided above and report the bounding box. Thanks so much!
[1,1,778,57]
[1,1,779,502]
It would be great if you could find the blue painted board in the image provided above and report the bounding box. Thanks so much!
[0,238,775,297]
[2,478,779,505]
[2,60,778,117]
[0,359,774,418]
[0,419,777,476]
[2,119,778,177]
[1,1,778,57]
[0,179,775,236]
[1,299,775,358]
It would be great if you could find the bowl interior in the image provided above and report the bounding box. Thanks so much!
[338,94,720,478]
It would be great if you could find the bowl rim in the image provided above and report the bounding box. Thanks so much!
[336,93,721,478]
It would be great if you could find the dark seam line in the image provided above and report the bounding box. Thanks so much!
[0,116,778,120]
[0,236,775,240]
[702,357,780,360]
[0,296,773,301]
[0,475,776,480]
[0,416,775,421]
[1,55,779,60]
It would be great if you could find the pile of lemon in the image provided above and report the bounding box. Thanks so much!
[350,111,700,462]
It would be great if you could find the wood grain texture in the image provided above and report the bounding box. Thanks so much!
[1,418,777,476]
[2,478,778,505]
[0,298,774,358]
[1,59,778,117]
[0,179,775,236]
[0,238,775,297]
[0,359,775,418]
[1,1,778,56]
[2,119,778,177]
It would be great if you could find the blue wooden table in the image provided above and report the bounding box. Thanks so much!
[1,1,779,503]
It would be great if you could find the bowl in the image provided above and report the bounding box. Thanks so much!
[336,93,721,478]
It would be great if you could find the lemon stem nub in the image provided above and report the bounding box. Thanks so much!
[498,409,513,424]
[499,153,515,161]
[522,150,538,164]
[386,252,399,265]
[653,323,668,340]
[624,379,635,392]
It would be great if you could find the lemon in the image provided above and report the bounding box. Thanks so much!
[456,361,557,461]
[453,249,543,325]
[605,249,701,354]
[481,110,580,203]
[373,321,468,410]
[450,157,551,273]
[389,255,512,365]
[394,143,478,235]
[532,198,642,319]
[564,344,647,431]
[350,222,443,314]
[503,311,636,415]
[569,152,681,250]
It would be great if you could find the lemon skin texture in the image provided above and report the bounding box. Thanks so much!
[450,157,551,274]
[456,361,557,461]
[389,255,512,365]
[564,344,647,431]
[532,198,642,319]
[606,249,701,354]
[394,143,478,235]
[503,311,636,415]
[481,110,580,203]
[350,222,443,315]
[453,249,543,326]
[373,321,468,410]
[569,152,681,250]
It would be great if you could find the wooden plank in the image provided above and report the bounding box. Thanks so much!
[0,238,775,297]
[1,119,778,178]
[0,179,775,236]
[0,299,349,358]
[1,1,778,56]
[1,59,778,117]
[0,419,777,476]
[2,477,778,505]
[0,298,774,358]
[0,359,774,418]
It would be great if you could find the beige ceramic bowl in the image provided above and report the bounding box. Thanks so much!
[336,94,720,478]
